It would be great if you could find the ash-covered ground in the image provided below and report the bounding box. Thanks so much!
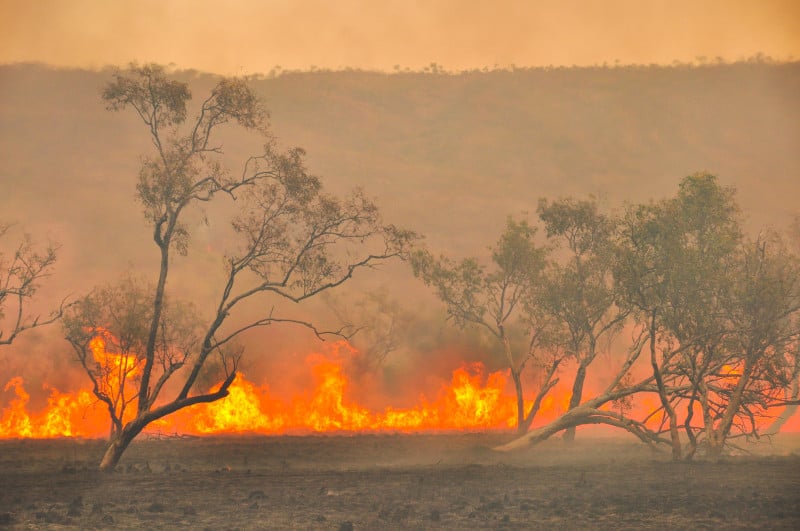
[1,432,799,529]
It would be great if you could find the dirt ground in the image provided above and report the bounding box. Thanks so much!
[0,432,799,530]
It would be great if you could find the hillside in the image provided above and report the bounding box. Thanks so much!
[1,61,798,388]
[3,62,798,247]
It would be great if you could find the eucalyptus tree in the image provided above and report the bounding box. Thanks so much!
[63,64,414,471]
[499,175,800,455]
[652,174,743,458]
[701,232,800,457]
[536,196,628,442]
[614,200,686,458]
[411,219,559,434]
[616,174,800,458]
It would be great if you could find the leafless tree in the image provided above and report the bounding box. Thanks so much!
[0,224,63,346]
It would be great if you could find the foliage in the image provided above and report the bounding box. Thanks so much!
[536,196,627,441]
[413,174,800,458]
[411,218,558,433]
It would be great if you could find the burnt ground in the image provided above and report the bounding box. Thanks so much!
[0,432,799,529]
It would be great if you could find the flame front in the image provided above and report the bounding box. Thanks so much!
[2,339,799,439]
[0,377,99,438]
[167,359,520,435]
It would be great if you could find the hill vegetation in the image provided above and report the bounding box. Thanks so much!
[1,61,798,394]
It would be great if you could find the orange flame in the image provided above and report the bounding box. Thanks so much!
[169,360,520,435]
[0,377,100,438]
[2,338,798,439]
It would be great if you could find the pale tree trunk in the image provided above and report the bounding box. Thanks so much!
[497,406,594,451]
[494,403,661,452]
[698,380,723,457]
[707,358,755,459]
[495,376,660,452]
[98,422,144,472]
[510,368,526,436]
[764,373,799,435]
[765,404,799,435]
[563,362,588,443]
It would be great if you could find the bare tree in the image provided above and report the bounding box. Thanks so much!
[0,224,62,346]
[323,288,413,372]
[64,64,414,471]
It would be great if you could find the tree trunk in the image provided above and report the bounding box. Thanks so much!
[765,404,799,435]
[98,423,143,472]
[764,363,799,435]
[520,366,560,434]
[711,357,755,456]
[494,403,660,452]
[511,368,526,436]
[496,406,593,451]
[648,314,681,460]
[563,362,587,443]
[684,395,698,460]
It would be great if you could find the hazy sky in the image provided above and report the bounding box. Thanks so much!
[2,0,799,74]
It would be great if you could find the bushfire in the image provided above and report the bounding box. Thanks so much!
[1,338,798,439]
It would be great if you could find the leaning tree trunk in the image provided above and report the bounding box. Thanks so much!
[98,421,146,471]
[765,404,799,435]
[563,362,588,443]
[519,368,561,435]
[764,376,799,435]
[495,403,663,452]
[496,406,594,451]
[707,358,755,460]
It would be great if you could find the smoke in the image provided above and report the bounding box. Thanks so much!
[3,1,799,73]
[1,63,799,416]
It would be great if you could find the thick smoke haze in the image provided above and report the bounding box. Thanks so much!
[1,0,799,73]
[1,62,799,410]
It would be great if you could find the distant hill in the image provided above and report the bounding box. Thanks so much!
[1,62,799,387]
[2,62,797,253]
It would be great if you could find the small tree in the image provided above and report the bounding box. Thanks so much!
[323,288,413,373]
[65,64,414,470]
[700,232,800,457]
[0,224,62,346]
[412,219,559,434]
[63,275,201,441]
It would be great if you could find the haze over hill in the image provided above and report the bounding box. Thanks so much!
[1,61,799,398]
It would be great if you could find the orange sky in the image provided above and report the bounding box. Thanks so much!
[1,0,798,74]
